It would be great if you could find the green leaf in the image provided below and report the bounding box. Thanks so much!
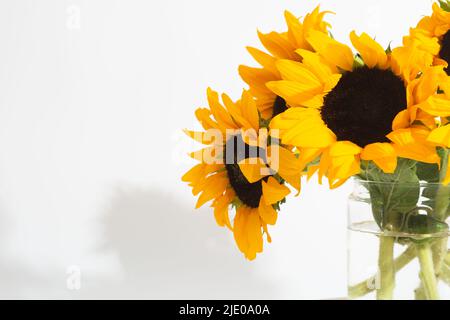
[353,54,365,69]
[417,151,450,218]
[405,214,449,235]
[440,0,450,12]
[385,42,392,54]
[361,159,420,231]
[259,117,271,129]
[416,162,440,183]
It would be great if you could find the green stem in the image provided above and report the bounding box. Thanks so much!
[377,236,396,300]
[434,149,450,221]
[415,285,427,300]
[432,237,448,276]
[439,262,450,286]
[349,245,416,299]
[445,250,450,265]
[416,242,440,300]
[430,149,450,296]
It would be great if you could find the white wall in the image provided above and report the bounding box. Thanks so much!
[0,0,434,299]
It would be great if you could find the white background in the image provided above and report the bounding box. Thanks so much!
[0,0,435,299]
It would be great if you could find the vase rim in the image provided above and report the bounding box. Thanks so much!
[355,178,446,187]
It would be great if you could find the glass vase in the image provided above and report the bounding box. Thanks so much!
[348,179,450,300]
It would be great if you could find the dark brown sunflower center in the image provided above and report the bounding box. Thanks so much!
[321,66,406,148]
[272,96,288,117]
[224,134,267,208]
[439,30,450,75]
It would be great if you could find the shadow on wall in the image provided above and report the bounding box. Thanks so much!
[91,186,279,299]
[0,206,64,299]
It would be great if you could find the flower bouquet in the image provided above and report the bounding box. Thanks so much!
[182,2,450,300]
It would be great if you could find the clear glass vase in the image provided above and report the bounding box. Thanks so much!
[348,179,450,300]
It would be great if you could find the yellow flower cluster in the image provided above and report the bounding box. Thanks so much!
[183,4,450,260]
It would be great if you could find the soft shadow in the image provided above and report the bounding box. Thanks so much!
[0,205,62,299]
[88,186,278,299]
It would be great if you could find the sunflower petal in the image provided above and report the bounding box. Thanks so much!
[327,155,360,188]
[417,95,450,117]
[182,164,204,183]
[392,110,411,130]
[195,172,229,208]
[275,59,321,86]
[207,88,237,129]
[267,146,302,192]
[325,142,362,187]
[284,10,308,50]
[257,30,297,60]
[183,129,220,145]
[388,129,440,164]
[262,177,290,205]
[258,199,278,225]
[361,143,398,173]
[298,148,322,170]
[307,164,320,180]
[350,31,388,69]
[270,108,336,148]
[246,46,279,76]
[296,49,337,82]
[266,80,322,107]
[414,66,447,103]
[306,30,354,71]
[238,158,271,183]
[221,93,254,129]
[240,90,260,131]
[427,125,450,148]
[239,65,276,97]
[212,189,234,230]
[195,108,220,131]
[233,207,263,261]
[329,141,362,157]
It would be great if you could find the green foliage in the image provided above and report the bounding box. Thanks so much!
[353,54,365,69]
[386,42,392,54]
[439,0,450,12]
[259,117,271,129]
[416,162,440,183]
[405,214,448,236]
[419,149,450,219]
[361,159,420,231]
[273,198,286,211]
[231,197,243,210]
[360,158,450,235]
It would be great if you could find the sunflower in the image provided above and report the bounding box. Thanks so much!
[239,6,332,120]
[405,1,450,69]
[182,89,302,260]
[267,31,446,188]
[404,0,450,184]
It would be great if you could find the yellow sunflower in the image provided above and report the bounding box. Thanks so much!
[239,6,332,120]
[268,31,446,188]
[405,1,450,67]
[182,89,302,260]
[405,0,450,184]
